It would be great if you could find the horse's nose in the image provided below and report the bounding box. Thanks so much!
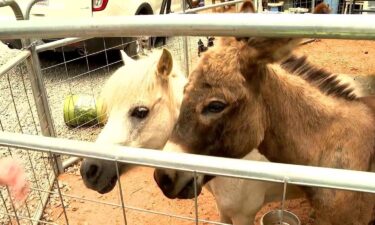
[154,169,174,193]
[80,160,102,184]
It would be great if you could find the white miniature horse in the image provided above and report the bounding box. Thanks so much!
[80,49,300,225]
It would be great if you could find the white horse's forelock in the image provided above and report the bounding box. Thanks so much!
[100,50,185,116]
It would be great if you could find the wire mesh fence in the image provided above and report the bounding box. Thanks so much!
[0,2,242,224]
[2,6,220,225]
[0,44,58,225]
[33,34,213,225]
[1,0,375,224]
[39,36,188,136]
[2,39,374,225]
[0,35,221,224]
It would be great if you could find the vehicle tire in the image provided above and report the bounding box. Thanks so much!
[3,39,22,49]
[136,4,166,49]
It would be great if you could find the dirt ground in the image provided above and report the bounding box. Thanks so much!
[42,39,375,225]
[296,39,375,76]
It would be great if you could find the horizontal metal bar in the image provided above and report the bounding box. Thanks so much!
[0,50,30,76]
[1,132,375,193]
[0,212,57,225]
[36,37,90,53]
[353,9,375,12]
[1,14,375,40]
[179,0,245,14]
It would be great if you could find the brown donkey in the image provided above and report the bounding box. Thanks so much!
[154,4,375,225]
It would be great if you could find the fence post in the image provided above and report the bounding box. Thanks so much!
[22,40,63,173]
[14,0,64,174]
[181,0,190,76]
[311,0,315,12]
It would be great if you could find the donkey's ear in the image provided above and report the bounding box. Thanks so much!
[234,1,255,42]
[239,0,329,64]
[120,50,135,65]
[157,49,173,79]
[239,0,255,13]
[313,2,331,14]
[243,37,301,64]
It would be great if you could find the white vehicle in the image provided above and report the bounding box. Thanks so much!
[0,0,183,56]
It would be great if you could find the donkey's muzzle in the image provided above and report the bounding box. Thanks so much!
[154,169,176,199]
[153,169,202,199]
[80,159,118,194]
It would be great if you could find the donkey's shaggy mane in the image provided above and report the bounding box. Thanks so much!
[281,55,358,100]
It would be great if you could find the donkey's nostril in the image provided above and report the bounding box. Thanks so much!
[86,164,100,180]
[160,173,173,191]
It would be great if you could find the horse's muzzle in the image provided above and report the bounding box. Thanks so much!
[80,159,118,194]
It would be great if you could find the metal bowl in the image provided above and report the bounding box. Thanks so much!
[260,210,301,225]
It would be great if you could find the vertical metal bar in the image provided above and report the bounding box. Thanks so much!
[160,0,168,14]
[166,0,172,14]
[0,189,14,225]
[31,173,56,225]
[61,46,73,95]
[24,150,45,204]
[193,171,199,225]
[4,2,59,225]
[19,59,54,225]
[23,43,62,173]
[311,0,315,12]
[115,161,128,225]
[0,118,13,158]
[51,155,69,225]
[7,71,45,206]
[20,62,55,219]
[81,41,101,129]
[183,37,190,76]
[82,41,92,76]
[23,198,34,225]
[6,187,21,225]
[19,64,39,134]
[120,37,126,54]
[102,37,110,73]
[6,73,24,133]
[253,0,258,11]
[181,0,190,76]
[6,72,42,225]
[24,44,56,137]
[279,178,288,224]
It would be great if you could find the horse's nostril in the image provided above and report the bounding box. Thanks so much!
[160,173,173,191]
[86,164,100,180]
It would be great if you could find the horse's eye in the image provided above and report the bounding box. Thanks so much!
[131,106,149,119]
[202,101,227,114]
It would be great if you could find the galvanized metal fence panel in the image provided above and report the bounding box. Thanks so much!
[0,46,59,225]
[1,0,375,224]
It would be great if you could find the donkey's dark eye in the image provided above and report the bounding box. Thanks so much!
[202,101,227,114]
[131,106,149,119]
